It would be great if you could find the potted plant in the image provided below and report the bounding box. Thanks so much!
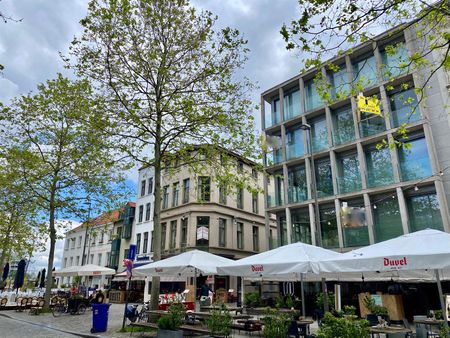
[206,305,232,337]
[157,302,184,338]
[363,295,388,317]
[317,312,370,338]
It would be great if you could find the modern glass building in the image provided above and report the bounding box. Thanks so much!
[261,27,450,251]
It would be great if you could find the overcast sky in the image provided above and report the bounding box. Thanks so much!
[1,0,303,271]
[0,0,302,130]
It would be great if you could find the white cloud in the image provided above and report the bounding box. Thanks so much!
[0,78,19,102]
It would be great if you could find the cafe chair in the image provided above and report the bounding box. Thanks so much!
[366,314,380,326]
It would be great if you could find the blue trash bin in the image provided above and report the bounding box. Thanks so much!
[91,303,111,333]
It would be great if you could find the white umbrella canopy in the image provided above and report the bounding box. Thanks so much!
[218,241,341,279]
[54,264,116,277]
[134,250,234,277]
[314,229,450,273]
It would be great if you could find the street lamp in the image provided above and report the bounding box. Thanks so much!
[299,124,329,313]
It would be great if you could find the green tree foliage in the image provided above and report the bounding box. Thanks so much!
[0,74,128,308]
[0,161,45,275]
[281,0,450,148]
[69,0,259,311]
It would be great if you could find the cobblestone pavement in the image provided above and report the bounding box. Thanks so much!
[0,303,127,337]
[0,315,79,338]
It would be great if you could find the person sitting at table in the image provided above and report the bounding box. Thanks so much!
[70,285,77,297]
[92,290,104,304]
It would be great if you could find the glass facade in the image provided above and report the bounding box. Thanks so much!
[381,42,409,80]
[284,89,301,120]
[352,54,378,89]
[373,197,403,242]
[304,78,322,112]
[329,64,350,100]
[266,134,282,166]
[315,158,333,197]
[266,98,281,128]
[286,125,305,160]
[310,116,328,152]
[320,206,339,248]
[407,192,443,232]
[291,209,311,244]
[279,216,288,246]
[332,105,355,145]
[359,109,386,138]
[336,152,361,194]
[275,170,285,206]
[288,165,307,203]
[389,87,421,127]
[365,144,394,188]
[398,136,432,181]
[341,200,370,247]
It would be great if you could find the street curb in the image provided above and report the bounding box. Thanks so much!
[0,312,100,338]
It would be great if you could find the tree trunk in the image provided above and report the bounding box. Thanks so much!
[150,110,162,315]
[43,196,56,310]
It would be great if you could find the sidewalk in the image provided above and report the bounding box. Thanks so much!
[0,303,130,338]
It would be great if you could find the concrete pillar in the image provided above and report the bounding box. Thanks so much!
[435,180,450,232]
[263,173,271,251]
[350,96,361,139]
[379,85,393,131]
[279,87,285,124]
[363,193,376,244]
[388,133,401,183]
[423,122,440,174]
[285,207,292,244]
[396,187,410,234]
[305,156,313,200]
[329,150,338,195]
[357,142,368,189]
[325,106,333,148]
[334,198,344,248]
[261,95,266,131]
[309,203,317,246]
[373,41,383,84]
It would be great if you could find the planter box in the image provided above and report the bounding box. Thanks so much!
[157,329,183,338]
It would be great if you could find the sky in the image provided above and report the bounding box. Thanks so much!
[0,0,303,271]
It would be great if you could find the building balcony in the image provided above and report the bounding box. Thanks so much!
[366,170,394,188]
[266,192,284,208]
[286,143,305,160]
[359,117,386,138]
[332,130,355,146]
[288,186,308,204]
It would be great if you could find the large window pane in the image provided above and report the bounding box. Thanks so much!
[341,201,369,247]
[329,64,350,100]
[311,116,328,152]
[381,42,409,80]
[291,209,311,244]
[288,165,307,203]
[373,197,403,242]
[389,87,421,127]
[407,192,443,232]
[304,78,322,112]
[266,98,281,128]
[284,89,301,120]
[365,145,394,187]
[332,105,355,145]
[275,170,285,206]
[315,158,333,197]
[286,125,305,160]
[320,206,339,248]
[279,216,288,246]
[196,216,209,247]
[336,152,361,194]
[398,136,432,181]
[265,134,282,166]
[352,54,378,89]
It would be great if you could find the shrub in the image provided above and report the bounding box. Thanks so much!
[317,312,370,338]
[157,302,184,330]
[316,292,336,312]
[285,295,295,309]
[343,305,357,316]
[363,295,388,316]
[262,307,290,338]
[244,292,260,307]
[206,307,232,337]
